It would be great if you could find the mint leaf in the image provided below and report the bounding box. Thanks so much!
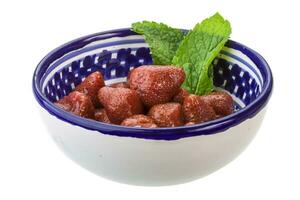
[172,13,231,95]
[132,21,185,65]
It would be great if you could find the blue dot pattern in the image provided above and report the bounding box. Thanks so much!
[44,47,152,102]
[213,58,260,106]
[44,47,260,110]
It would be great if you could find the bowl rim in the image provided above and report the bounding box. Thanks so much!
[32,28,273,140]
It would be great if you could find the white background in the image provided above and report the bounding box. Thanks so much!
[0,0,299,199]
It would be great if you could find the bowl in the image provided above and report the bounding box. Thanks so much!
[32,28,273,186]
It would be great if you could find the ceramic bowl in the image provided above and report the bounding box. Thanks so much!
[32,28,273,186]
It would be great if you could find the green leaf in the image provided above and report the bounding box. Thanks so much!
[132,21,186,65]
[172,13,231,95]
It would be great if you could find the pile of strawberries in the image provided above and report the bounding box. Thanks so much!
[55,65,233,128]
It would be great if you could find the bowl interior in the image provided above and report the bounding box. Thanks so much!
[33,28,272,140]
[38,32,263,111]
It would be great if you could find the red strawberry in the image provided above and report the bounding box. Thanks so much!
[128,65,185,107]
[55,91,95,118]
[109,82,129,88]
[98,87,144,124]
[173,88,190,104]
[121,114,157,128]
[94,108,111,123]
[201,91,234,116]
[183,95,216,124]
[75,71,105,107]
[148,102,184,127]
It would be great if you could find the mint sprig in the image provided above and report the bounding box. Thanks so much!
[132,21,185,65]
[172,13,231,95]
[132,13,231,95]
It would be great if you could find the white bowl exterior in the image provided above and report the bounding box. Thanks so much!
[39,107,267,186]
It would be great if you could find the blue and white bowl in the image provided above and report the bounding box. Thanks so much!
[32,28,273,186]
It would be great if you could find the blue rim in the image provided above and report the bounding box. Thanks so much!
[32,28,273,140]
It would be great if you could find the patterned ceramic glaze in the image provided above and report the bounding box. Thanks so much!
[33,28,273,185]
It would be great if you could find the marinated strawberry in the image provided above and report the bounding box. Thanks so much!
[54,65,233,128]
[121,114,157,128]
[183,95,216,124]
[98,87,143,124]
[185,122,196,126]
[75,71,105,107]
[173,88,190,104]
[109,82,129,88]
[201,91,234,116]
[55,96,72,111]
[128,65,185,107]
[148,102,184,127]
[94,108,111,123]
[55,91,95,118]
